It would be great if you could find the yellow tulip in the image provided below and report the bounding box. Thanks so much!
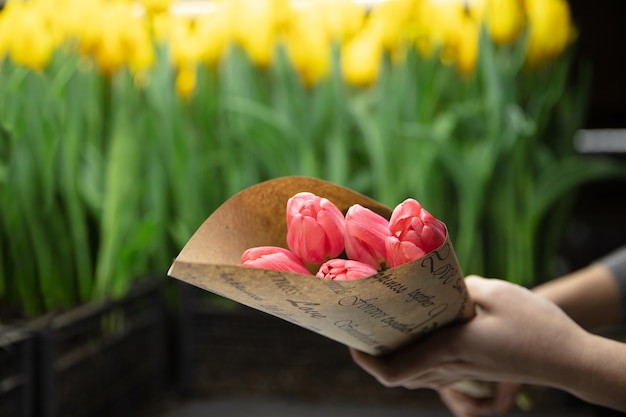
[0,3,16,60]
[485,0,525,44]
[53,0,89,44]
[139,0,173,16]
[151,13,173,44]
[194,5,234,66]
[95,27,126,75]
[330,0,366,41]
[525,0,575,66]
[464,0,486,20]
[5,4,55,70]
[74,1,106,57]
[176,65,197,99]
[90,2,154,76]
[30,0,66,48]
[415,1,462,62]
[168,17,203,68]
[456,16,479,75]
[413,0,480,74]
[301,0,365,42]
[283,6,331,87]
[341,28,383,87]
[367,0,416,52]
[125,20,155,74]
[231,0,282,68]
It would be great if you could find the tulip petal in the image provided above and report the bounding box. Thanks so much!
[316,258,378,281]
[385,235,426,267]
[344,204,390,269]
[241,246,311,275]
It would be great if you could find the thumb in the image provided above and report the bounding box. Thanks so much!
[464,275,524,313]
[463,275,494,308]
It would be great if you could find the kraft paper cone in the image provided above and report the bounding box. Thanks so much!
[168,176,474,356]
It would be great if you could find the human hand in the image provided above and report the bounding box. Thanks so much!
[438,382,522,417]
[350,276,587,395]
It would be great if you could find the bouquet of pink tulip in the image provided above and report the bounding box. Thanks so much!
[241,192,447,281]
[169,177,473,355]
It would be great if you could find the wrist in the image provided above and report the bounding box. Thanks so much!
[532,264,622,330]
[552,331,626,411]
[524,325,589,390]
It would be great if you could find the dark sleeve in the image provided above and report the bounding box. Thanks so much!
[598,246,626,323]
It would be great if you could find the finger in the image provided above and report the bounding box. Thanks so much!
[349,348,381,377]
[350,328,461,388]
[494,382,523,414]
[439,385,504,417]
[440,387,480,417]
[349,348,426,387]
[399,369,456,390]
[349,348,397,386]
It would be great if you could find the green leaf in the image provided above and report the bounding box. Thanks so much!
[529,156,626,231]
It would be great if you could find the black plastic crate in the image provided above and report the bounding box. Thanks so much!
[0,329,35,417]
[174,282,441,405]
[34,278,168,417]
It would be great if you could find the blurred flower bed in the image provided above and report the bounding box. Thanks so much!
[1,0,625,318]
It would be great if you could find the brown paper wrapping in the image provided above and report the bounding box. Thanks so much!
[168,176,474,356]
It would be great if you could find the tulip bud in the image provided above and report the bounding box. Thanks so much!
[6,4,55,71]
[525,0,575,67]
[385,198,446,267]
[344,204,389,270]
[175,65,196,100]
[286,192,345,264]
[140,0,173,16]
[341,29,382,87]
[232,0,279,68]
[484,0,525,45]
[241,246,311,275]
[316,259,378,281]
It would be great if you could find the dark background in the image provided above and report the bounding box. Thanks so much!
[570,1,626,128]
[558,1,626,275]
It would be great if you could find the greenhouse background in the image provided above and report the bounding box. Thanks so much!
[1,0,625,416]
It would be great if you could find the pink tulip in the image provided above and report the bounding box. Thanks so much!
[286,192,345,264]
[385,235,427,268]
[316,258,378,281]
[241,246,311,275]
[344,204,390,270]
[385,198,446,267]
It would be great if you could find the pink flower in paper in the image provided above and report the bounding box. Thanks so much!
[286,192,345,264]
[241,246,311,275]
[316,259,378,281]
[385,198,446,267]
[344,204,390,270]
[385,235,427,268]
